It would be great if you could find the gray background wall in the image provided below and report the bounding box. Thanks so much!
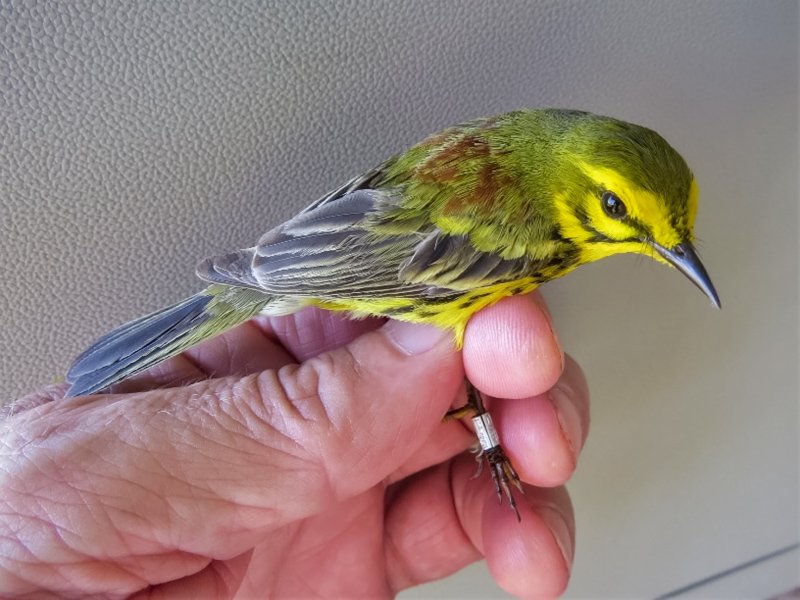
[2,1,797,597]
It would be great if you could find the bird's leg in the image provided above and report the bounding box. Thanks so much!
[444,379,523,521]
[442,379,483,421]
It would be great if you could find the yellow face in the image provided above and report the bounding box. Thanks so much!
[554,163,699,266]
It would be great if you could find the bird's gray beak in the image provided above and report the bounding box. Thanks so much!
[650,241,721,309]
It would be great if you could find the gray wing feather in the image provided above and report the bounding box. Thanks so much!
[196,248,262,290]
[198,187,535,301]
[258,190,381,246]
[399,231,539,289]
[251,189,437,298]
[294,162,391,217]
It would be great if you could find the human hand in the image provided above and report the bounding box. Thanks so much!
[0,291,589,599]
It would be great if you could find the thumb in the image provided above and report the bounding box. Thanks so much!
[249,319,463,511]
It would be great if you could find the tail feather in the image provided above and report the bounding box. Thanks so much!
[66,285,271,397]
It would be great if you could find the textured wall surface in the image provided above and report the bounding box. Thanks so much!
[2,0,797,597]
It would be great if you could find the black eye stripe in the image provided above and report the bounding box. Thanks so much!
[626,215,653,239]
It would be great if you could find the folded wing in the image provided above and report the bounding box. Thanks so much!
[197,188,538,300]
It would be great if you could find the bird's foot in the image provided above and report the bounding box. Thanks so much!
[471,413,523,521]
[445,379,523,520]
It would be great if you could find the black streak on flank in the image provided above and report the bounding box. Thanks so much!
[384,304,417,316]
[469,292,492,300]
[543,247,580,273]
[561,247,580,268]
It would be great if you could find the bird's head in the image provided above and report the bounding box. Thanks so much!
[551,112,720,308]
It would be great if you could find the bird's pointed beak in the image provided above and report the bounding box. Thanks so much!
[650,240,721,309]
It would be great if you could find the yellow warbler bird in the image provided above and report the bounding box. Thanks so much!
[65,109,719,517]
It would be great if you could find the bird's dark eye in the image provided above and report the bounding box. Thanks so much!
[601,191,627,219]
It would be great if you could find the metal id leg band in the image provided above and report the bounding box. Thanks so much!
[472,413,500,451]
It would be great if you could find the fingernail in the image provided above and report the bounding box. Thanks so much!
[383,320,450,355]
[548,381,584,465]
[537,504,574,571]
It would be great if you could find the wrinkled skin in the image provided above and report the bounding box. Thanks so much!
[0,292,589,599]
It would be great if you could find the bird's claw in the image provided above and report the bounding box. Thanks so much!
[472,444,523,521]
[459,381,523,520]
